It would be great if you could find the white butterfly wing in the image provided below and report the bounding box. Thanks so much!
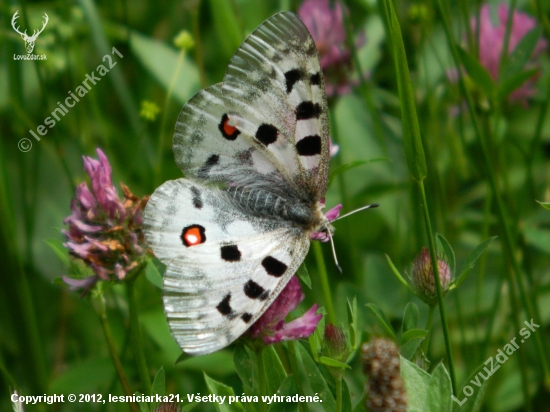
[144,179,309,355]
[164,230,308,355]
[173,83,278,184]
[144,178,273,264]
[223,11,330,200]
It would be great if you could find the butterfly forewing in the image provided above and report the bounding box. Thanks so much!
[223,11,330,200]
[173,84,278,184]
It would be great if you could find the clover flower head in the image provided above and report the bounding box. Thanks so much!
[411,247,451,306]
[362,338,407,412]
[473,3,547,103]
[250,276,322,344]
[299,0,364,97]
[62,149,148,293]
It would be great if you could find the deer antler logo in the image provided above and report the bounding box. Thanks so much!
[11,11,49,54]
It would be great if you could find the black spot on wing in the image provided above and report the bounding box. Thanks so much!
[310,72,321,86]
[261,256,287,277]
[190,186,203,209]
[217,294,233,316]
[198,154,219,178]
[220,245,241,262]
[255,124,278,146]
[296,135,322,156]
[241,312,252,323]
[285,69,303,93]
[296,101,321,120]
[244,280,269,300]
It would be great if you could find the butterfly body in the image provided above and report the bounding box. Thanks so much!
[144,11,332,355]
[225,185,329,230]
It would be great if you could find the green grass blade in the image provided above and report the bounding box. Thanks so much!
[381,0,426,181]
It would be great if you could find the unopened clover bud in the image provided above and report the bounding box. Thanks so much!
[411,247,451,306]
[322,324,349,362]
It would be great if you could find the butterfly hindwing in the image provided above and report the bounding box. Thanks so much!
[222,11,330,200]
[144,178,278,263]
[163,229,309,355]
[144,179,310,355]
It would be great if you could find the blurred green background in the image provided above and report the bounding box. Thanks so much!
[1,0,550,410]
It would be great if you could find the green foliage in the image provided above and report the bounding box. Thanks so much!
[296,342,337,411]
[3,0,550,411]
[452,237,498,288]
[365,303,396,339]
[401,357,452,411]
[402,302,419,333]
[456,46,496,97]
[295,263,312,289]
[145,258,164,289]
[436,234,456,276]
[130,31,200,105]
[381,0,427,181]
[452,360,492,412]
[205,373,245,412]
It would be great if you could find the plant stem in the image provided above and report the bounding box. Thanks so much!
[256,349,267,412]
[127,277,152,395]
[498,0,517,77]
[476,193,492,355]
[417,179,457,395]
[454,291,469,370]
[335,375,343,412]
[480,274,505,360]
[96,295,139,412]
[434,0,550,394]
[287,341,309,412]
[459,0,475,56]
[533,0,550,38]
[421,305,435,355]
[313,241,336,325]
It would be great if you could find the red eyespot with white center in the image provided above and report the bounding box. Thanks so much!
[181,224,206,247]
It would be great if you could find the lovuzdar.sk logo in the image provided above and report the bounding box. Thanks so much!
[12,10,48,61]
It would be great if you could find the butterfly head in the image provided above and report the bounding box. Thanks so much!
[308,202,342,242]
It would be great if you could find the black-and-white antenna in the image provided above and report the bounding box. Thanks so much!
[333,204,379,222]
[328,203,379,272]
